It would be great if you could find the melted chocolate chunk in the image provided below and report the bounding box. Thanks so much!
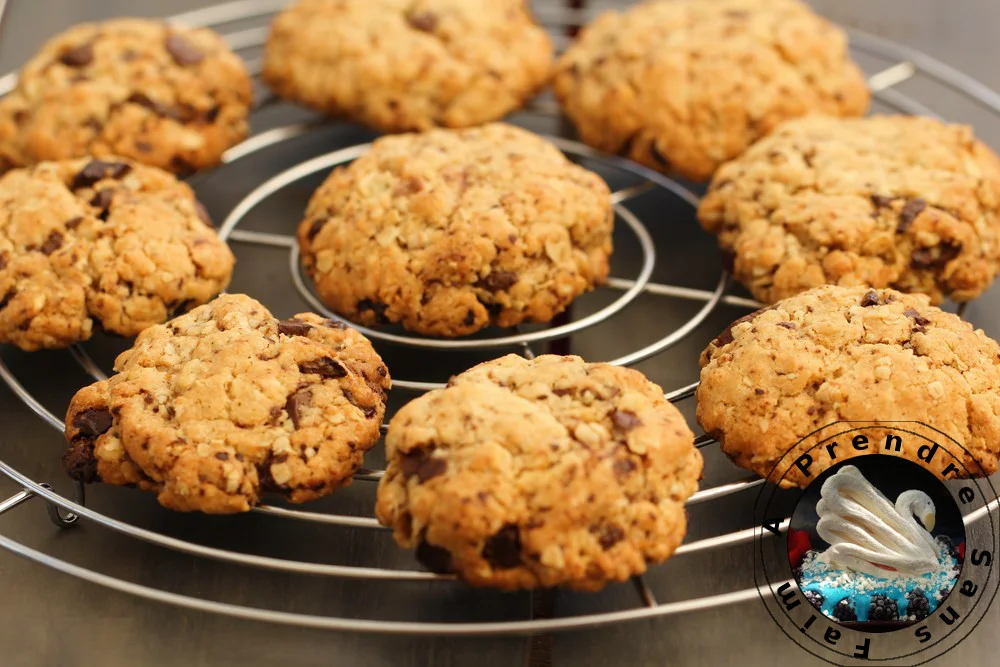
[871,194,896,209]
[612,457,637,478]
[1,289,17,310]
[480,271,517,291]
[73,407,113,438]
[416,539,453,574]
[298,357,348,378]
[39,230,64,255]
[400,449,447,482]
[215,452,229,461]
[357,299,390,324]
[463,310,475,326]
[126,93,188,122]
[596,524,625,550]
[904,308,931,326]
[64,216,83,230]
[284,389,311,429]
[912,242,962,269]
[897,198,927,233]
[407,11,438,31]
[306,217,327,241]
[610,409,642,431]
[165,34,205,66]
[90,188,115,219]
[59,43,94,67]
[71,160,131,190]
[776,321,796,329]
[482,524,522,569]
[277,318,312,336]
[712,306,773,347]
[323,318,347,329]
[860,290,880,307]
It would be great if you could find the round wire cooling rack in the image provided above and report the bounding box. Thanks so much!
[0,0,999,637]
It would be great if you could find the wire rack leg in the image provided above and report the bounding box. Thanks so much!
[0,489,35,515]
[39,484,79,529]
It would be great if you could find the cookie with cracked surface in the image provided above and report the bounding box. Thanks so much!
[0,158,234,351]
[552,0,869,182]
[697,285,1000,488]
[298,123,613,337]
[63,294,391,513]
[699,115,1000,304]
[0,19,252,175]
[262,0,552,132]
[376,354,702,590]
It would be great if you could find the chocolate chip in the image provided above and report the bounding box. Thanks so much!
[755,388,765,395]
[165,34,205,66]
[712,307,773,348]
[298,357,348,378]
[407,11,438,31]
[416,539,453,574]
[611,409,642,431]
[63,441,99,482]
[193,200,213,227]
[71,160,131,189]
[612,457,637,478]
[480,271,517,291]
[323,318,346,329]
[401,449,447,483]
[482,524,521,569]
[343,388,378,419]
[277,318,312,336]
[284,389,311,429]
[65,216,83,230]
[73,407,113,438]
[912,242,962,269]
[357,299,390,324]
[306,217,327,241]
[897,198,927,233]
[59,43,93,67]
[904,308,931,326]
[776,321,796,329]
[552,388,571,396]
[860,290,880,307]
[90,188,115,219]
[463,310,475,326]
[39,230,64,255]
[215,452,229,461]
[596,524,625,549]
[205,105,220,122]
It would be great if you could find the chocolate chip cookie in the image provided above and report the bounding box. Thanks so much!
[699,115,1000,304]
[552,0,869,181]
[64,294,391,513]
[0,19,252,175]
[697,285,1000,488]
[298,123,613,337]
[263,0,552,132]
[0,158,234,351]
[376,354,702,589]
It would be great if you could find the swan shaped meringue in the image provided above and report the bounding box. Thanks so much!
[814,465,939,578]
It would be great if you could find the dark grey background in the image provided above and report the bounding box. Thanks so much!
[1,2,999,666]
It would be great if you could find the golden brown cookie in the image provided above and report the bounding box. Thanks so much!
[699,115,1000,305]
[376,354,702,590]
[0,19,252,175]
[552,0,869,181]
[0,158,234,351]
[262,0,552,132]
[697,285,1000,487]
[298,123,613,337]
[63,294,391,513]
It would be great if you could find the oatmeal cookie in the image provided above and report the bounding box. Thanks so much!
[0,18,252,175]
[376,354,702,589]
[63,294,391,513]
[0,158,234,351]
[697,285,1000,487]
[298,123,613,337]
[552,0,869,181]
[699,115,1000,304]
[262,0,552,132]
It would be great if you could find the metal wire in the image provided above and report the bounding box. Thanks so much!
[0,0,998,636]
